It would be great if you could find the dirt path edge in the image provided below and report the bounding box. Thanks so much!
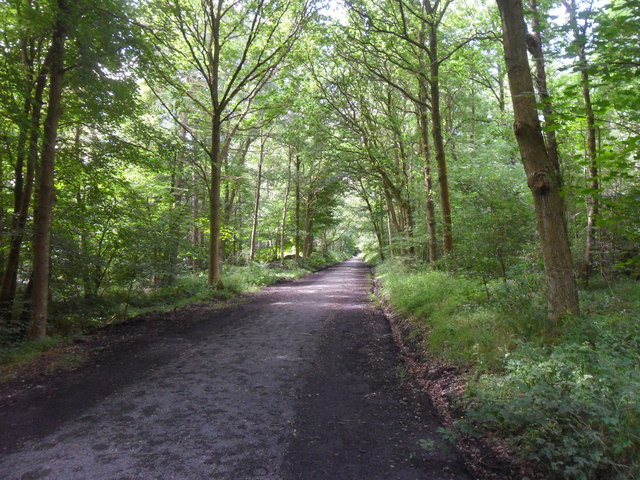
[0,262,342,400]
[0,263,337,407]
[374,278,541,480]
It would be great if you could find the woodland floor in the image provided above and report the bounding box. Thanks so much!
[0,258,476,480]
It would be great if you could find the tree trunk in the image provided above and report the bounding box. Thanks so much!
[0,99,29,323]
[497,62,506,113]
[387,93,415,255]
[191,168,201,273]
[206,11,224,288]
[162,114,188,285]
[303,195,314,258]
[74,127,97,297]
[359,182,385,261]
[295,155,301,260]
[386,209,394,259]
[0,52,51,322]
[416,89,438,263]
[383,188,401,234]
[497,0,579,322]
[416,23,437,263]
[280,148,293,265]
[29,0,68,339]
[401,198,415,255]
[209,110,223,288]
[428,22,454,255]
[528,0,561,175]
[384,190,399,257]
[79,213,95,297]
[249,132,265,262]
[565,0,598,278]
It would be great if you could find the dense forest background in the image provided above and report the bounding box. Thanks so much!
[1,0,638,478]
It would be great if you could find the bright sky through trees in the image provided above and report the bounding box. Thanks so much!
[321,0,348,23]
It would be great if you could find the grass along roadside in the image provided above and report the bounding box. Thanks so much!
[0,253,348,386]
[374,258,640,480]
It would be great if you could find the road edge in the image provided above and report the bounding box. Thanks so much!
[369,272,537,480]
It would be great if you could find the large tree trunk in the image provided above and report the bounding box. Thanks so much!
[427,22,454,255]
[497,0,579,322]
[207,11,224,288]
[209,110,223,288]
[416,91,438,263]
[528,0,561,175]
[302,195,314,259]
[29,0,68,339]
[0,51,51,322]
[249,132,265,262]
[280,148,293,265]
[416,24,438,263]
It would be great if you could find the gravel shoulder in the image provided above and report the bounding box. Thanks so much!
[0,258,473,480]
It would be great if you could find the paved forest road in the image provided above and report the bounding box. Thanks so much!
[0,258,473,480]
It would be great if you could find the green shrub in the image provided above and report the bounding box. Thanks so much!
[465,336,640,479]
[377,259,535,368]
[42,260,323,336]
[375,260,640,479]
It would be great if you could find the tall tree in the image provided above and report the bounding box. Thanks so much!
[11,0,143,338]
[279,146,293,265]
[344,0,483,256]
[0,35,52,323]
[249,130,266,262]
[144,0,311,288]
[497,0,579,322]
[417,23,437,262]
[527,0,561,175]
[564,0,598,278]
[29,0,69,339]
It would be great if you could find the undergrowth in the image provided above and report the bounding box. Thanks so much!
[375,258,640,480]
[50,256,342,335]
[0,336,69,368]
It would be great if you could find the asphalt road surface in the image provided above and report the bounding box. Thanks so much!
[0,258,473,480]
